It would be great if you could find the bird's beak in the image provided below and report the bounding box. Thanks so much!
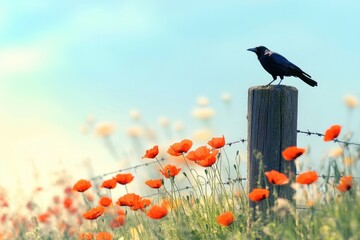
[247,48,256,53]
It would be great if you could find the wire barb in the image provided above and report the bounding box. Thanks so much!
[89,128,360,181]
[297,129,360,147]
[89,158,166,181]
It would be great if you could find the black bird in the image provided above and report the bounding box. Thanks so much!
[247,46,318,87]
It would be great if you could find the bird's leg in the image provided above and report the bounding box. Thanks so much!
[266,79,277,86]
[277,76,284,86]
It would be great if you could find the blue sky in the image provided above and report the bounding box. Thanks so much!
[1,1,360,203]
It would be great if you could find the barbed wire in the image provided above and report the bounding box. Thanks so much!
[89,158,166,181]
[297,129,360,147]
[227,129,360,147]
[226,138,247,146]
[142,177,247,198]
[140,175,350,212]
[90,128,360,180]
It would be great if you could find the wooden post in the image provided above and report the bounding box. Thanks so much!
[247,85,297,211]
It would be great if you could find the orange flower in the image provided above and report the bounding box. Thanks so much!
[167,139,193,156]
[99,196,112,207]
[64,186,72,195]
[110,215,126,228]
[131,198,152,211]
[116,193,141,207]
[73,179,92,192]
[115,173,134,185]
[186,146,219,167]
[38,212,50,223]
[336,176,353,192]
[116,208,126,216]
[216,211,234,227]
[142,145,159,159]
[96,232,112,240]
[208,135,226,149]
[100,178,117,189]
[82,206,105,220]
[282,146,305,161]
[186,146,211,161]
[249,188,269,202]
[53,196,60,204]
[159,164,181,178]
[146,205,168,219]
[195,150,219,167]
[265,170,289,185]
[324,125,341,141]
[79,233,94,240]
[145,179,163,189]
[63,197,73,209]
[296,171,318,185]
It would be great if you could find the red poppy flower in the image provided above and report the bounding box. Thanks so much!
[53,196,60,204]
[142,145,159,159]
[167,139,193,156]
[63,197,73,209]
[249,188,270,202]
[208,135,226,149]
[186,146,219,167]
[159,164,181,178]
[186,146,211,161]
[146,205,168,219]
[324,125,341,141]
[296,171,318,185]
[116,208,126,216]
[96,232,112,240]
[115,173,134,185]
[282,146,305,161]
[195,149,219,167]
[68,206,78,215]
[99,196,112,207]
[100,178,117,189]
[82,206,105,220]
[38,212,50,223]
[336,176,353,192]
[79,233,94,240]
[131,198,152,211]
[72,179,92,192]
[145,179,163,189]
[116,193,141,207]
[216,211,234,227]
[64,186,73,195]
[110,215,126,228]
[265,170,289,185]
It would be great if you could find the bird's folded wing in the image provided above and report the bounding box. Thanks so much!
[269,53,311,78]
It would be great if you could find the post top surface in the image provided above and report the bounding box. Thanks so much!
[249,85,298,92]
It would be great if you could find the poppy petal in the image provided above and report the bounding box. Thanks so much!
[282,146,305,161]
[324,125,341,141]
[216,211,234,227]
[296,171,318,185]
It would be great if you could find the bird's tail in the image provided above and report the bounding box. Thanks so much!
[297,72,318,87]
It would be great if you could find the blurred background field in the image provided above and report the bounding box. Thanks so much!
[1,1,360,235]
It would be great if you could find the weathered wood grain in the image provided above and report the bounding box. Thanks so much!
[247,85,297,211]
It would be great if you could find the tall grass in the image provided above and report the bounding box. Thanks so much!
[2,133,359,240]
